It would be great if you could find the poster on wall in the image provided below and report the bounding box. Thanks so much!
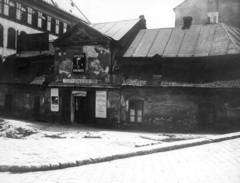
[72,52,86,73]
[95,91,107,118]
[51,88,59,112]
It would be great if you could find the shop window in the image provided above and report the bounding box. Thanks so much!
[55,19,59,34]
[16,3,27,23]
[8,0,16,20]
[27,7,32,25]
[4,94,12,111]
[47,16,51,31]
[7,27,16,49]
[129,99,144,123]
[0,0,3,14]
[3,0,9,16]
[0,24,3,47]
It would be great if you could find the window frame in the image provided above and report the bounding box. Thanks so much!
[7,27,16,49]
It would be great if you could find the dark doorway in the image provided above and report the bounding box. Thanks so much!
[61,90,71,123]
[129,99,144,123]
[74,91,95,124]
[34,96,40,117]
[5,94,13,111]
[198,103,215,129]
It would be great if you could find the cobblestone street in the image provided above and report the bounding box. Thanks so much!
[1,138,240,183]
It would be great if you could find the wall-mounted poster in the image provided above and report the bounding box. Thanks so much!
[51,88,59,112]
[95,91,107,118]
[72,52,86,73]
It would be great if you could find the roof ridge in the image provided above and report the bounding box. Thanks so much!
[90,18,140,25]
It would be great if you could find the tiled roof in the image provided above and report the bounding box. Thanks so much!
[90,19,141,41]
[123,23,240,58]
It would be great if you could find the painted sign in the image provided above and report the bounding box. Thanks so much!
[72,53,86,73]
[95,91,107,118]
[63,79,98,84]
[51,88,59,112]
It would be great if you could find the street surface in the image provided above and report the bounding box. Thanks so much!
[1,138,240,183]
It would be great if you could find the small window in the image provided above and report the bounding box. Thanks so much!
[47,16,51,31]
[7,27,16,49]
[59,21,64,35]
[0,0,3,14]
[63,23,67,33]
[8,0,16,19]
[42,14,47,29]
[3,0,9,16]
[0,24,3,47]
[16,3,27,23]
[37,12,42,28]
[55,19,59,34]
[129,99,144,123]
[51,18,56,33]
[32,10,38,27]
[27,7,32,24]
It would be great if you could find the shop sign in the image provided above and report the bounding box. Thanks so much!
[63,79,98,85]
[72,53,86,73]
[95,91,107,118]
[51,88,59,112]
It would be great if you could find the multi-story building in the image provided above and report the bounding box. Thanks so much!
[0,0,83,59]
[174,0,240,27]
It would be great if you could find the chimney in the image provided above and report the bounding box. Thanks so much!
[182,16,193,29]
[139,15,146,28]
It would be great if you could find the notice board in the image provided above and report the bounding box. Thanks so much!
[95,91,107,118]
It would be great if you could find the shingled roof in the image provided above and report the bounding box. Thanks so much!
[123,23,240,58]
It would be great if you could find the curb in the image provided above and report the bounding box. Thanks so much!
[1,132,240,173]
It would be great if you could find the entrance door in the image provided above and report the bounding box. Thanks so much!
[74,91,95,124]
[75,96,88,123]
[129,100,144,123]
[198,103,215,129]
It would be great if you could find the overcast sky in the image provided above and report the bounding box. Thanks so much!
[54,0,185,29]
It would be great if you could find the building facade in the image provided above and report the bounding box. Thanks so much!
[174,0,240,27]
[0,0,82,59]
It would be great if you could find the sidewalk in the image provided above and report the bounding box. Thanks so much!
[0,118,240,173]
